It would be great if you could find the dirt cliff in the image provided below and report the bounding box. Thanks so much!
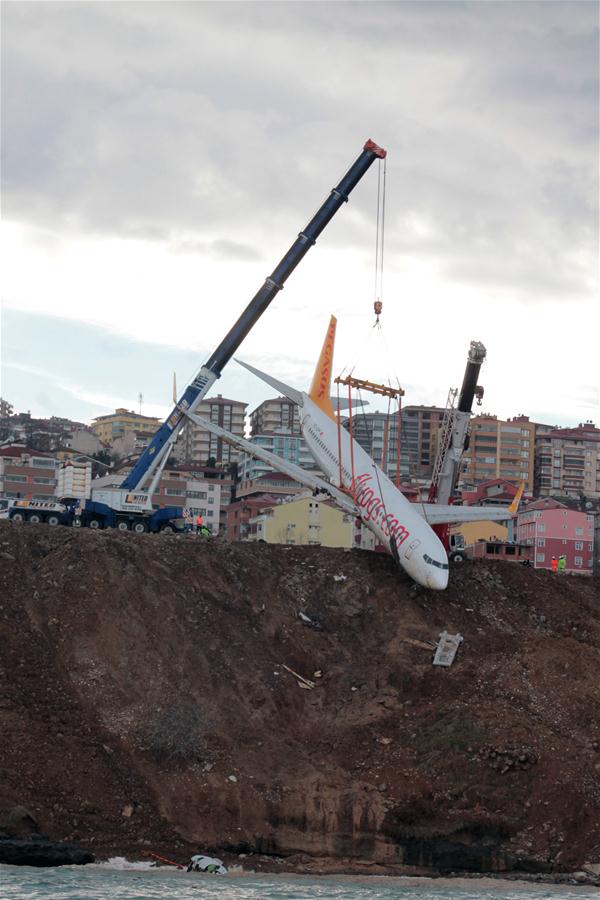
[1,521,599,875]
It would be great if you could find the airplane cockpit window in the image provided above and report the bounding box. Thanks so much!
[423,553,449,571]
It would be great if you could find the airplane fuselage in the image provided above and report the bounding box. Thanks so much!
[301,397,450,590]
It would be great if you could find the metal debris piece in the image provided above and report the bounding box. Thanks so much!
[433,631,464,667]
[281,663,316,689]
[402,637,436,651]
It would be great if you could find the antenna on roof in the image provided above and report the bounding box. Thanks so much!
[138,393,143,415]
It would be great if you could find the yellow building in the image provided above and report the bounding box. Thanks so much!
[248,496,355,548]
[450,520,508,545]
[91,408,161,446]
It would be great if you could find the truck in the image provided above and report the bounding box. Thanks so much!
[8,139,386,532]
[4,498,73,526]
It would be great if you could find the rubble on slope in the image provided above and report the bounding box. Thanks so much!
[1,521,599,877]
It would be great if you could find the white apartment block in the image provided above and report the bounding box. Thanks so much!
[182,396,247,465]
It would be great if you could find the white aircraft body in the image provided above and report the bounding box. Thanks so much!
[185,316,518,590]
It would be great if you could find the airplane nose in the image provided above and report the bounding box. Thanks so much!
[426,568,449,591]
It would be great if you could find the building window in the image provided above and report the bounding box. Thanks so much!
[575,527,583,535]
[5,474,27,483]
[33,477,55,485]
[574,541,583,550]
[32,458,57,468]
[536,553,545,563]
[165,488,185,496]
[589,544,594,552]
[537,538,545,547]
[538,523,546,532]
[574,556,583,567]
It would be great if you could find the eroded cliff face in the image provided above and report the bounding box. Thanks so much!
[1,521,599,874]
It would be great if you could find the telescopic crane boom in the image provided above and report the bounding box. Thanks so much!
[121,139,387,495]
[428,340,486,507]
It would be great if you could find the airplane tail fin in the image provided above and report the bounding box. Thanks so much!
[507,481,525,515]
[308,315,337,421]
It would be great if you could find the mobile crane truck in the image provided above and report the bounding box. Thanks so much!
[64,139,386,531]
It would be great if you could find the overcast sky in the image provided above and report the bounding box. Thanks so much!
[1,1,598,429]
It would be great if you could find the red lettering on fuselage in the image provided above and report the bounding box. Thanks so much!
[352,473,409,546]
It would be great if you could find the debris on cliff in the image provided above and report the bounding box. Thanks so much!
[1,521,599,876]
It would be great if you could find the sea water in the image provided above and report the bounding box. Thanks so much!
[1,864,597,900]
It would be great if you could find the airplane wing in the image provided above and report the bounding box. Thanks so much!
[184,411,360,516]
[415,503,516,525]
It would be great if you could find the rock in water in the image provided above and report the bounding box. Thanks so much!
[0,838,94,867]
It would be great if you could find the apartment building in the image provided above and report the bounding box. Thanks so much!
[246,495,355,548]
[237,433,318,483]
[0,412,88,450]
[0,446,59,501]
[534,421,600,499]
[236,471,304,501]
[400,405,445,480]
[344,405,444,481]
[250,397,301,435]
[226,494,282,541]
[91,408,161,446]
[461,414,535,491]
[517,498,595,574]
[181,396,247,465]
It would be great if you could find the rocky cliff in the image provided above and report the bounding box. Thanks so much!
[1,521,599,875]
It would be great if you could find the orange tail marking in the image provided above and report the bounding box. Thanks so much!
[308,315,337,421]
[508,481,525,515]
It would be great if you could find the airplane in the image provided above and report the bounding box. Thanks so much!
[184,316,520,590]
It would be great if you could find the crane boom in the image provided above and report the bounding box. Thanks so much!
[121,138,386,493]
[429,341,487,506]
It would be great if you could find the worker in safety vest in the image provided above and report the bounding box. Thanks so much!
[195,514,203,535]
[557,555,566,573]
[550,556,558,573]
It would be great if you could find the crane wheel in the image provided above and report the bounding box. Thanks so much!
[117,520,130,531]
[72,517,82,528]
[88,518,102,529]
[449,550,466,563]
[28,513,42,524]
[47,515,60,527]
[132,521,148,534]
[11,512,25,524]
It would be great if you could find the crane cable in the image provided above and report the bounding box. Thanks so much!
[373,155,386,324]
[335,156,404,496]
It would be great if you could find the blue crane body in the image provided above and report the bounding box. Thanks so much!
[71,139,386,532]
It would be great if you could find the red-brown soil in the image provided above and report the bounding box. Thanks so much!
[1,521,599,875]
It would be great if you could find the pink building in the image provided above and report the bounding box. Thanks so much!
[517,499,595,574]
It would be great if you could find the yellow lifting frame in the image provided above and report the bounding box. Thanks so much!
[334,375,404,400]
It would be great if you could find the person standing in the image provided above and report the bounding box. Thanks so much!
[551,556,558,573]
[558,555,566,573]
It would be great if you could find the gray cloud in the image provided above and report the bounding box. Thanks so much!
[1,1,597,303]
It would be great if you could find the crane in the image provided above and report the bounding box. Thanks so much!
[74,139,387,531]
[428,340,486,560]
